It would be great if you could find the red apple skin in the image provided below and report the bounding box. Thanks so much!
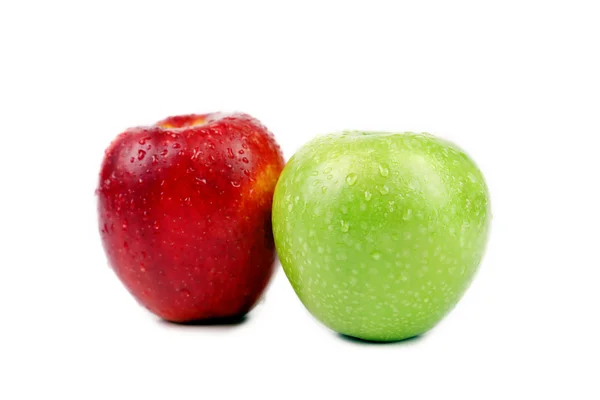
[97,113,284,322]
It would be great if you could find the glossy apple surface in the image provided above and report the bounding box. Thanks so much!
[98,113,284,322]
[273,131,490,341]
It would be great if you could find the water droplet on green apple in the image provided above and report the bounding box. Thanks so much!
[378,185,390,195]
[346,173,358,186]
[364,190,372,200]
[403,209,412,220]
[371,251,382,260]
[340,220,349,232]
[378,164,389,177]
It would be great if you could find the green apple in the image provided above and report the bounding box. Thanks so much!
[272,131,491,342]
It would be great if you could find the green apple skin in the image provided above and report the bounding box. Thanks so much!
[272,132,491,342]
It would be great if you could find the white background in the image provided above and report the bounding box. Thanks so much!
[1,1,599,398]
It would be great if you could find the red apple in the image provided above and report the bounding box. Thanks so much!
[97,112,284,322]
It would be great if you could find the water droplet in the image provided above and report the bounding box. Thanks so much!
[139,137,150,145]
[341,220,349,232]
[364,190,372,201]
[227,148,235,158]
[238,149,245,154]
[242,157,249,163]
[243,170,250,176]
[321,186,327,194]
[140,263,146,272]
[378,185,390,195]
[151,154,159,164]
[130,157,135,163]
[122,222,128,230]
[231,181,241,188]
[311,171,319,176]
[327,174,333,180]
[180,288,191,297]
[371,251,382,260]
[195,177,207,184]
[403,209,413,220]
[324,167,332,173]
[138,178,143,183]
[378,164,389,177]
[160,149,168,156]
[312,179,322,186]
[104,179,111,185]
[345,173,358,186]
[317,246,325,254]
[172,143,181,149]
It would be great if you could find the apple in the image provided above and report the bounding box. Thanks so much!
[97,112,284,322]
[272,131,490,341]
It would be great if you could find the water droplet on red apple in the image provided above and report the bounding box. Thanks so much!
[195,177,207,184]
[172,143,181,149]
[231,181,241,188]
[140,263,146,272]
[242,157,249,163]
[239,149,245,154]
[151,154,158,164]
[160,149,168,156]
[130,157,135,163]
[138,150,146,160]
[180,288,191,297]
[227,148,235,158]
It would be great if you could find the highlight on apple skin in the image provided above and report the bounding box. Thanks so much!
[97,112,284,323]
[272,131,491,342]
